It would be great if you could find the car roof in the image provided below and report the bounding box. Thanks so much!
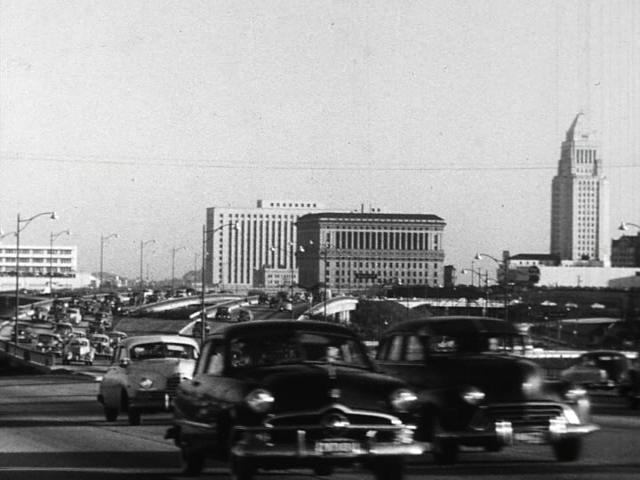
[209,320,358,340]
[120,334,199,349]
[382,316,519,337]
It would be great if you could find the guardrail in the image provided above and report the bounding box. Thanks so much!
[0,338,58,370]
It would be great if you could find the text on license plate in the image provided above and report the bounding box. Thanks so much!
[514,432,546,444]
[314,439,360,454]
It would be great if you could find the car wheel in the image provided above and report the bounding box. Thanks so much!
[312,465,333,476]
[429,416,458,465]
[181,446,205,477]
[229,454,254,480]
[552,437,582,462]
[371,457,404,480]
[104,406,118,422]
[127,407,141,426]
[484,438,503,452]
[630,396,639,410]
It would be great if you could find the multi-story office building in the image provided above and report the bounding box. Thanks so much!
[611,234,640,267]
[296,212,446,295]
[550,112,610,265]
[204,200,331,291]
[0,243,77,277]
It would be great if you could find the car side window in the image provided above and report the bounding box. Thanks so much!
[404,335,424,362]
[429,335,458,353]
[386,335,404,361]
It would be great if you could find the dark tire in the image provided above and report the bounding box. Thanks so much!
[181,446,205,477]
[429,415,459,465]
[127,407,141,426]
[552,437,582,462]
[630,396,639,410]
[372,457,404,480]
[313,465,334,476]
[104,406,118,422]
[229,454,254,480]
[484,438,503,452]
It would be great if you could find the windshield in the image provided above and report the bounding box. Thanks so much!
[428,333,529,355]
[227,330,371,369]
[130,342,198,360]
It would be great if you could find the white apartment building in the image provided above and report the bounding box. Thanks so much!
[205,200,334,291]
[0,242,81,291]
[550,112,610,266]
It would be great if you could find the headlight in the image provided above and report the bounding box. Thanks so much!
[390,388,418,413]
[461,386,485,405]
[246,389,274,413]
[565,386,587,402]
[139,378,154,389]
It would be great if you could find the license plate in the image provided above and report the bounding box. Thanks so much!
[314,439,361,454]
[514,432,546,444]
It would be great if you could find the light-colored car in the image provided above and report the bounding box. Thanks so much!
[98,335,199,425]
[90,333,113,357]
[62,337,95,365]
[66,307,82,325]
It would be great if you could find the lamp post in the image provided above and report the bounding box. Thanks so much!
[139,239,156,289]
[49,229,70,293]
[475,251,511,322]
[200,222,239,344]
[171,246,186,294]
[270,243,299,319]
[619,221,640,232]
[14,211,57,344]
[461,268,498,316]
[99,233,118,290]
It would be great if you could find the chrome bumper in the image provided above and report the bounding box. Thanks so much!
[231,425,427,459]
[130,391,172,411]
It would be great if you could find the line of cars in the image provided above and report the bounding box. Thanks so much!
[96,315,602,479]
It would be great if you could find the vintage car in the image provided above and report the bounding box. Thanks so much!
[376,316,598,464]
[166,320,426,479]
[620,355,640,409]
[35,332,64,356]
[90,333,113,356]
[62,337,95,365]
[98,335,199,425]
[560,350,631,391]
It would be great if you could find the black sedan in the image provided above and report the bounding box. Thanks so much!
[167,320,425,479]
[376,316,599,464]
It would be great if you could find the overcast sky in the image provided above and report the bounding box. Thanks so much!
[1,0,638,282]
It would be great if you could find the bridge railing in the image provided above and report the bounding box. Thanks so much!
[0,339,58,368]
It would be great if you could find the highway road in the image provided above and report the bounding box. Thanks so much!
[0,365,639,480]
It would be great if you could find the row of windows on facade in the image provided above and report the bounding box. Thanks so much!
[0,267,74,273]
[575,149,597,163]
[267,202,318,208]
[0,258,73,264]
[331,231,439,251]
[0,249,73,255]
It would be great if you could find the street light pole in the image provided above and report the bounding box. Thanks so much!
[99,233,118,290]
[139,239,156,289]
[475,252,510,322]
[200,222,239,344]
[171,246,186,294]
[49,229,70,293]
[14,211,56,344]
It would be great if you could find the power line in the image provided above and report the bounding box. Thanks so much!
[1,150,638,172]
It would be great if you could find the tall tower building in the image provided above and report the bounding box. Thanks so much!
[550,112,610,265]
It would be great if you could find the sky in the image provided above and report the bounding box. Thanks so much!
[1,0,639,282]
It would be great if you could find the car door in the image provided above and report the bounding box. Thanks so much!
[100,344,129,407]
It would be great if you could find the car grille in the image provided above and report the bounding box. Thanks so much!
[264,406,401,443]
[166,374,182,396]
[487,403,565,428]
